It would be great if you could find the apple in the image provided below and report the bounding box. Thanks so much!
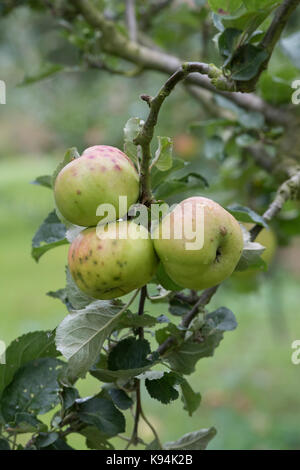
[153,196,244,290]
[54,145,139,227]
[68,220,158,299]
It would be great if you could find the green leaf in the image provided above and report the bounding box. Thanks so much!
[151,158,185,190]
[169,297,191,317]
[190,118,235,136]
[123,117,144,165]
[19,63,64,86]
[154,172,208,200]
[0,438,10,450]
[238,110,265,129]
[77,397,125,437]
[11,412,48,434]
[56,300,124,379]
[163,308,237,374]
[35,432,60,449]
[281,32,300,70]
[108,337,152,371]
[80,426,114,450]
[1,358,64,422]
[52,147,80,186]
[152,136,173,172]
[231,44,268,81]
[145,371,183,404]
[0,331,59,398]
[31,175,53,189]
[227,204,268,227]
[204,135,224,160]
[106,387,133,410]
[60,386,80,411]
[218,28,243,67]
[48,267,95,311]
[118,312,158,329]
[206,307,238,331]
[40,438,74,450]
[236,239,266,271]
[91,364,155,383]
[208,0,242,15]
[31,210,68,262]
[235,133,257,147]
[164,427,217,450]
[180,380,201,416]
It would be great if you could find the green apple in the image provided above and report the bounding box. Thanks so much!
[153,196,244,290]
[54,145,139,227]
[68,220,158,299]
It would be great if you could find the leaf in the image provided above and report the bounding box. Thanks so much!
[35,432,60,449]
[152,136,173,172]
[56,300,125,379]
[204,135,224,160]
[145,372,182,404]
[31,175,53,189]
[77,397,125,437]
[154,173,208,200]
[230,44,268,81]
[60,386,80,411]
[91,364,155,383]
[208,0,242,15]
[108,337,152,371]
[41,438,74,450]
[163,309,237,374]
[31,210,68,262]
[10,412,48,434]
[235,133,257,147]
[118,312,157,329]
[280,31,300,70]
[238,110,265,129]
[0,438,10,450]
[164,427,217,450]
[64,266,96,310]
[106,387,133,410]
[190,118,235,136]
[52,147,80,186]
[0,330,59,398]
[19,63,64,86]
[151,158,185,190]
[1,358,64,422]
[218,28,243,67]
[169,297,191,317]
[180,380,201,416]
[206,307,238,331]
[123,117,144,164]
[236,240,266,271]
[80,426,114,450]
[227,204,268,227]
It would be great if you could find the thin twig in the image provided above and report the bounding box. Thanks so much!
[250,170,300,241]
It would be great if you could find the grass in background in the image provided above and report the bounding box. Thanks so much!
[1,156,300,450]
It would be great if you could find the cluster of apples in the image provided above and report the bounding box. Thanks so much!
[54,145,244,299]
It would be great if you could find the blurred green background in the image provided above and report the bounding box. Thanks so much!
[1,5,300,450]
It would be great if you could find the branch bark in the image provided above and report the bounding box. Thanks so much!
[73,0,292,126]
